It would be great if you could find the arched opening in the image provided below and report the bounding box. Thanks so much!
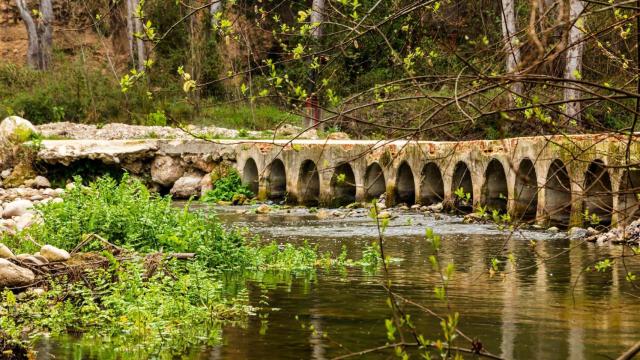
[420,163,444,205]
[482,159,509,213]
[242,158,259,195]
[451,161,473,212]
[514,158,538,221]
[364,163,386,201]
[330,163,356,207]
[619,168,640,225]
[545,159,572,226]
[395,162,416,205]
[298,160,320,206]
[584,160,613,226]
[267,159,287,201]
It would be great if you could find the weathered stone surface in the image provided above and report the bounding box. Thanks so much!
[199,174,213,197]
[568,227,588,240]
[0,258,35,288]
[0,116,37,141]
[0,244,15,259]
[326,132,350,140]
[256,204,271,214]
[21,255,46,266]
[37,139,159,166]
[32,176,51,188]
[40,245,70,262]
[169,174,202,198]
[2,199,33,218]
[15,212,38,231]
[151,156,184,186]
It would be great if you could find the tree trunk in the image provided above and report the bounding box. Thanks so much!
[564,0,586,121]
[310,0,324,39]
[306,0,325,129]
[125,0,136,65]
[132,0,146,71]
[210,0,222,26]
[38,0,53,70]
[15,0,40,69]
[501,0,522,97]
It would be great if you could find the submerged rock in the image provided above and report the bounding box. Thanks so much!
[40,245,71,262]
[2,199,33,218]
[0,258,35,288]
[568,227,588,240]
[255,204,271,214]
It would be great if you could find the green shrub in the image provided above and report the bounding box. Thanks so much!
[201,170,254,203]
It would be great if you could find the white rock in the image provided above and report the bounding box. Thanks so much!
[33,176,51,188]
[255,204,271,214]
[547,226,560,233]
[0,169,12,179]
[0,258,35,288]
[2,199,33,218]
[40,245,70,262]
[15,212,38,231]
[169,174,202,198]
[0,243,15,259]
[427,202,444,213]
[568,227,588,240]
[0,116,37,141]
[51,197,63,204]
[151,156,184,186]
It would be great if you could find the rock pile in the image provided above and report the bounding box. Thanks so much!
[0,181,64,235]
[0,244,71,288]
[592,219,640,245]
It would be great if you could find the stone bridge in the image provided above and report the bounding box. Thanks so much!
[36,133,640,228]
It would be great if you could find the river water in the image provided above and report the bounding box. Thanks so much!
[39,206,640,359]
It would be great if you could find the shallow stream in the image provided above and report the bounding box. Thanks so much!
[39,206,640,359]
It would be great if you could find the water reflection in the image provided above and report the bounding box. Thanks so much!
[39,206,640,359]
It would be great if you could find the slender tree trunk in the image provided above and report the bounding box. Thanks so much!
[564,0,586,121]
[210,0,222,27]
[38,0,53,70]
[132,0,146,71]
[310,0,324,39]
[15,0,40,69]
[501,0,522,97]
[306,0,325,129]
[125,0,135,65]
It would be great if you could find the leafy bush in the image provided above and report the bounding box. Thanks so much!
[201,170,254,203]
[6,175,250,270]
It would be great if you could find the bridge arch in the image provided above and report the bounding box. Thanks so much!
[331,163,357,206]
[364,162,386,201]
[513,158,538,221]
[451,161,473,212]
[544,159,572,226]
[298,160,320,206]
[242,158,259,195]
[583,160,613,226]
[267,159,287,201]
[420,162,444,205]
[395,161,416,205]
[481,159,508,212]
[619,168,640,225]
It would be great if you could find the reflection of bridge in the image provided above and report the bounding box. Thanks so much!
[37,134,640,228]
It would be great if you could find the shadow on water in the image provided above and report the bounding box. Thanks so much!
[38,205,640,359]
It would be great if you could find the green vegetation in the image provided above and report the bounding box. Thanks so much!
[201,170,254,204]
[0,175,343,357]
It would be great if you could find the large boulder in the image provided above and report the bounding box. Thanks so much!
[199,173,213,197]
[40,245,70,262]
[170,174,203,198]
[0,116,37,142]
[0,258,35,288]
[2,199,33,218]
[151,156,184,186]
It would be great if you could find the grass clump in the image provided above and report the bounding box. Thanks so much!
[201,170,254,204]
